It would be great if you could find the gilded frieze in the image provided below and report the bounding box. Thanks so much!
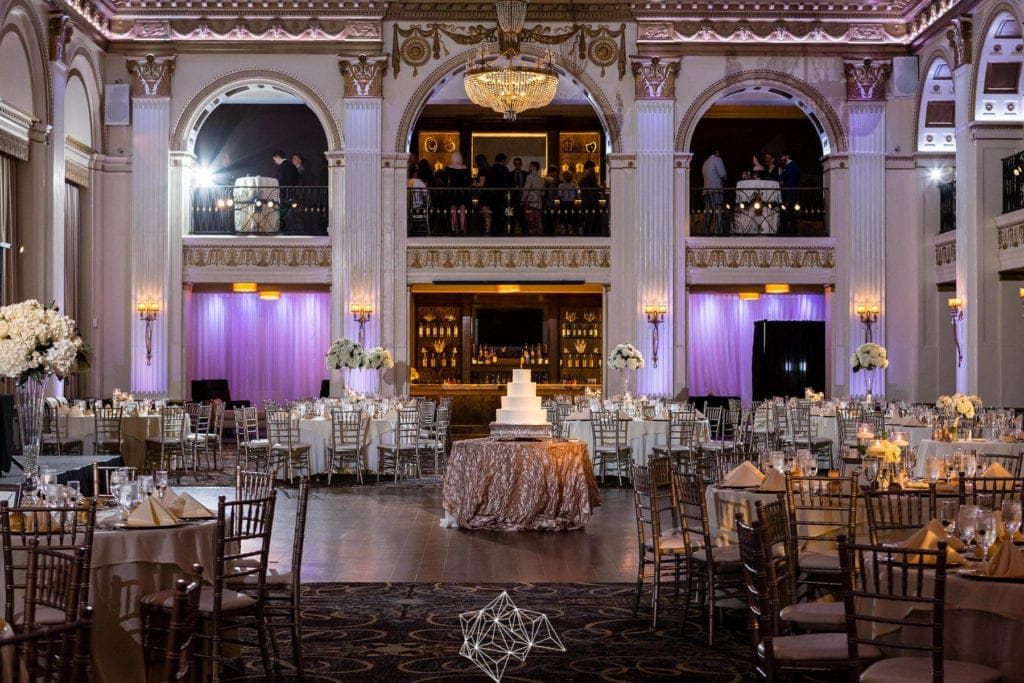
[407,246,611,270]
[686,247,835,269]
[184,245,331,268]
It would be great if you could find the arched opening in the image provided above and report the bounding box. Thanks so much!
[687,87,828,238]
[185,82,331,235]
[974,9,1024,121]
[0,28,35,117]
[918,57,956,152]
[65,72,93,148]
[403,52,615,238]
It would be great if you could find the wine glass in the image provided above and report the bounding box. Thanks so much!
[958,505,980,548]
[138,475,155,499]
[1002,500,1022,539]
[964,453,978,478]
[155,471,169,499]
[863,458,880,488]
[939,500,959,538]
[45,484,61,508]
[117,482,138,520]
[926,457,942,484]
[66,480,80,507]
[976,510,998,563]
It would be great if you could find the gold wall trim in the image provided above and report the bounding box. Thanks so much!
[935,239,956,265]
[686,246,835,269]
[0,130,29,161]
[407,246,611,270]
[65,160,90,187]
[998,223,1024,251]
[184,245,331,268]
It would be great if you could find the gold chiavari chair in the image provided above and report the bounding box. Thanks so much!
[144,407,187,477]
[862,484,937,544]
[783,473,858,596]
[93,407,124,456]
[326,409,366,485]
[233,406,270,472]
[591,410,633,485]
[266,410,311,484]
[652,407,696,471]
[3,603,93,682]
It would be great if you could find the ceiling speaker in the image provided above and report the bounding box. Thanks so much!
[891,56,919,98]
[104,84,130,126]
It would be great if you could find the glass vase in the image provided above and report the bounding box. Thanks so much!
[15,378,46,486]
[863,369,874,408]
[620,368,634,399]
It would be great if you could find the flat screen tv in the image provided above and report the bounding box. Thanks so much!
[476,308,544,347]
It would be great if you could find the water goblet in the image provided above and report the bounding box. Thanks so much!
[863,458,880,488]
[45,484,61,508]
[1002,500,1022,539]
[964,453,978,478]
[108,471,124,503]
[977,510,998,563]
[138,475,155,498]
[939,500,959,538]
[66,480,81,507]
[118,482,139,520]
[155,471,169,499]
[958,505,980,548]
[926,457,942,484]
[770,451,785,474]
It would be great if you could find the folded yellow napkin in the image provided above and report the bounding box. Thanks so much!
[760,469,787,492]
[723,461,765,487]
[175,492,213,519]
[126,497,179,527]
[900,519,965,564]
[160,487,184,515]
[17,509,58,532]
[983,462,1012,478]
[903,416,924,427]
[986,540,1024,577]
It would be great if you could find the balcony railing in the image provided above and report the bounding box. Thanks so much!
[689,186,829,237]
[939,180,956,234]
[1002,151,1024,214]
[407,187,610,237]
[191,185,329,235]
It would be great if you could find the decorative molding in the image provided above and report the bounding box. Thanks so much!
[685,246,835,269]
[844,58,892,101]
[407,246,611,270]
[65,159,90,187]
[630,56,680,100]
[998,222,1024,251]
[945,17,972,70]
[390,22,627,80]
[934,239,956,265]
[635,20,906,46]
[127,54,176,97]
[183,244,332,268]
[0,131,29,161]
[110,19,382,43]
[48,13,74,64]
[339,54,389,97]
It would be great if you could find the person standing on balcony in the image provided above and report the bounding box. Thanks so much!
[291,153,306,185]
[511,157,527,234]
[444,151,471,235]
[521,161,545,236]
[578,161,600,235]
[490,153,512,235]
[273,150,299,231]
[701,149,728,235]
[779,150,801,235]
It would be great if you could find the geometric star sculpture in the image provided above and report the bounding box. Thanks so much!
[459,591,566,682]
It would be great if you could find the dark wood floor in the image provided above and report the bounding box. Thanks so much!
[262,485,637,584]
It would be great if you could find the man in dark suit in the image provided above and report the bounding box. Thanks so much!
[510,157,527,234]
[489,153,512,235]
[578,160,600,235]
[778,150,801,235]
[273,150,299,231]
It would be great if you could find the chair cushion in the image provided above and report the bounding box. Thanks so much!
[271,442,311,452]
[762,632,880,662]
[799,550,840,571]
[779,601,846,630]
[654,531,688,553]
[227,567,294,587]
[691,544,742,564]
[141,585,256,613]
[860,657,1002,683]
[245,439,270,448]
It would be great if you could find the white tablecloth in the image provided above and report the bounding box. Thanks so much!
[562,418,710,465]
[915,438,1021,477]
[66,413,190,469]
[811,415,932,459]
[233,176,280,232]
[733,179,780,234]
[299,417,395,474]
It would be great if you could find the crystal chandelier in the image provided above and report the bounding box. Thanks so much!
[463,0,559,121]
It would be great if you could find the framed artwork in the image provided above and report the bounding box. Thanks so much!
[418,131,460,173]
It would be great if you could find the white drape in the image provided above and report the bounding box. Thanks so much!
[186,290,330,405]
[687,292,826,404]
[64,182,80,321]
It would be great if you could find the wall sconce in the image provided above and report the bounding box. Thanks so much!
[644,304,667,368]
[351,303,373,346]
[1018,288,1024,317]
[855,303,880,343]
[948,297,964,367]
[136,300,160,366]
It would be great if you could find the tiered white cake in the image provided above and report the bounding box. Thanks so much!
[495,369,549,425]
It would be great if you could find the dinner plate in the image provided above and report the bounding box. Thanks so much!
[716,484,761,490]
[955,568,1024,582]
[100,520,185,530]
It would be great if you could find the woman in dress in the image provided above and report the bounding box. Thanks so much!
[472,154,492,234]
[444,152,471,235]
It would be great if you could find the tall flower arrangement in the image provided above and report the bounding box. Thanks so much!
[607,343,644,397]
[0,300,88,383]
[326,337,366,370]
[937,392,979,420]
[363,347,395,370]
[850,342,888,372]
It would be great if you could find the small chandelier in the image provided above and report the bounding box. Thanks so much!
[463,0,559,121]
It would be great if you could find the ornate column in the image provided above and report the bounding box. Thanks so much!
[948,18,978,393]
[325,150,346,396]
[630,57,679,396]
[338,54,387,393]
[673,152,692,396]
[127,54,175,395]
[843,58,890,396]
[167,150,194,399]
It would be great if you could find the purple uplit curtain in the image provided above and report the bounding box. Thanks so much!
[186,291,330,406]
[688,293,826,404]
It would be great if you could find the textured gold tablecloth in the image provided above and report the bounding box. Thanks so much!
[442,438,600,531]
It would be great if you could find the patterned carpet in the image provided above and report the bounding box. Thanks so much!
[238,582,751,682]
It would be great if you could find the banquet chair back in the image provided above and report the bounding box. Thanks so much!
[836,408,863,448]
[864,411,886,436]
[235,466,275,502]
[981,452,1023,478]
[592,410,633,485]
[555,403,573,438]
[266,410,312,483]
[158,565,203,683]
[630,460,688,630]
[0,501,96,624]
[93,407,124,456]
[5,604,92,683]
[23,540,87,629]
[837,535,1001,683]
[145,407,186,475]
[265,476,311,676]
[327,408,365,484]
[651,408,696,471]
[377,407,421,482]
[234,406,270,472]
[185,403,212,472]
[41,402,83,457]
[207,402,226,469]
[705,406,724,440]
[784,473,858,593]
[751,402,780,452]
[92,462,138,499]
[958,475,1021,510]
[675,471,744,644]
[788,404,834,469]
[863,485,937,544]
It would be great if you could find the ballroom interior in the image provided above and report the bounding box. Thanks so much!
[3,0,1024,680]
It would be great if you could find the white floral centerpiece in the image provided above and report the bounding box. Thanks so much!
[607,343,644,397]
[363,346,395,370]
[326,337,366,370]
[937,392,978,420]
[851,342,889,372]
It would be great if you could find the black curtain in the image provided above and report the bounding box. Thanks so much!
[751,321,825,401]
[0,395,13,473]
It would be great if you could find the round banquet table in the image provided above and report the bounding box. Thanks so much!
[441,438,600,531]
[811,414,932,461]
[915,438,1022,477]
[66,413,190,469]
[298,416,394,475]
[562,418,710,466]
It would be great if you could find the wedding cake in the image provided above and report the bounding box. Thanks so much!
[495,369,549,425]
